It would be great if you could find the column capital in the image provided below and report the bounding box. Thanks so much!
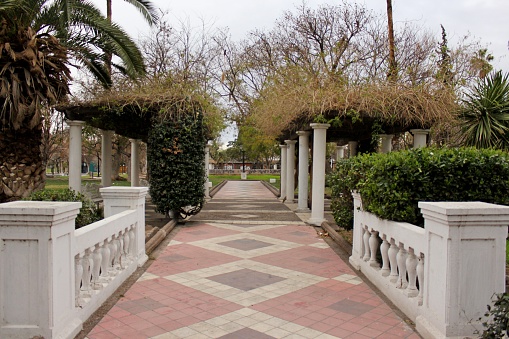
[296,131,311,137]
[67,120,85,127]
[284,140,297,145]
[279,144,288,149]
[129,138,140,143]
[336,145,346,150]
[310,123,330,130]
[410,129,430,136]
[100,129,114,135]
[379,134,394,139]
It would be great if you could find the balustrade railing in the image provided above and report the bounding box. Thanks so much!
[0,187,148,339]
[349,192,509,339]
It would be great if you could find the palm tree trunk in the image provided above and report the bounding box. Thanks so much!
[0,122,46,202]
[386,0,397,81]
[106,0,113,76]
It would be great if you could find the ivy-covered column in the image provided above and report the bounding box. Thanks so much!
[411,129,429,148]
[285,140,297,203]
[279,144,287,200]
[130,139,140,187]
[296,131,310,212]
[309,123,330,226]
[101,130,113,187]
[204,144,210,199]
[68,120,85,193]
[380,134,394,153]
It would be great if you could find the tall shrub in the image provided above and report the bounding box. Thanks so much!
[147,113,206,219]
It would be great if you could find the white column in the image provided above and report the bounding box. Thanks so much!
[335,145,345,160]
[296,131,310,212]
[308,123,330,226]
[100,130,113,187]
[379,134,394,153]
[416,201,509,338]
[0,201,82,339]
[279,144,287,200]
[204,145,210,199]
[348,141,358,157]
[100,187,148,266]
[68,120,85,193]
[130,139,140,187]
[410,129,429,148]
[285,140,297,203]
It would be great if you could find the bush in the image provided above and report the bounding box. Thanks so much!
[147,113,206,219]
[329,147,509,227]
[24,188,102,228]
[479,293,509,338]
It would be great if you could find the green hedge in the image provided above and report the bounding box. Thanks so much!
[24,188,102,229]
[328,147,509,228]
[147,113,206,219]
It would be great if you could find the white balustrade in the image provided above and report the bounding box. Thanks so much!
[0,187,148,339]
[350,192,509,339]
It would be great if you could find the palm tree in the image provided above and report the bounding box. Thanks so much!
[0,0,150,202]
[460,71,509,149]
[386,0,397,81]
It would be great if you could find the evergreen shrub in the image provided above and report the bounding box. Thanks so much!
[147,113,206,219]
[25,188,102,228]
[328,147,509,228]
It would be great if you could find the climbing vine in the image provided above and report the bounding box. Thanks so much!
[148,112,206,219]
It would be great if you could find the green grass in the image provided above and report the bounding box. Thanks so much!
[209,174,280,190]
[45,175,131,191]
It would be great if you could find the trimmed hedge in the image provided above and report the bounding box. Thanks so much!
[24,188,102,229]
[328,147,509,228]
[147,113,206,219]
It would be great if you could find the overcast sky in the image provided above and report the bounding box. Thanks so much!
[90,0,508,70]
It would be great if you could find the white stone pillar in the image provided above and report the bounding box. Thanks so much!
[100,129,113,187]
[204,145,211,199]
[285,140,297,203]
[379,134,394,153]
[130,139,140,187]
[0,201,83,339]
[348,141,358,157]
[410,129,429,148]
[279,144,287,200]
[335,145,345,160]
[68,120,85,193]
[416,201,509,339]
[100,187,148,266]
[308,123,330,226]
[296,131,311,212]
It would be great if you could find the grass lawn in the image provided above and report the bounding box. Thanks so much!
[209,174,281,189]
[45,175,131,190]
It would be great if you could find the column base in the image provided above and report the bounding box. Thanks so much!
[295,208,310,213]
[307,217,326,226]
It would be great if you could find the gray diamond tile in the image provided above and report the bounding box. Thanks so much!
[207,268,286,291]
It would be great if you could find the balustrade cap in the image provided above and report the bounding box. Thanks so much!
[419,201,509,226]
[0,201,82,216]
[100,187,148,197]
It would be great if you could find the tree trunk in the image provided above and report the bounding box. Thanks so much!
[0,123,45,203]
[386,0,397,81]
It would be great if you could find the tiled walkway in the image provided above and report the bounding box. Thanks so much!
[86,181,419,339]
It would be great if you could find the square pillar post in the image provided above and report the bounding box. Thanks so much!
[285,140,297,203]
[68,120,85,193]
[204,144,211,199]
[100,187,148,266]
[411,129,430,148]
[416,201,509,338]
[0,201,82,339]
[100,129,113,187]
[296,131,310,212]
[379,134,394,153]
[279,144,287,200]
[130,139,140,187]
[308,123,330,225]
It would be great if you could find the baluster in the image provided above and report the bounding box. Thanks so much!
[368,231,380,267]
[75,254,84,307]
[405,248,418,297]
[417,254,424,306]
[122,229,131,262]
[362,227,370,261]
[129,225,136,256]
[91,244,102,289]
[115,235,123,270]
[396,244,408,289]
[380,235,390,276]
[108,236,118,276]
[81,249,93,296]
[388,239,399,283]
[100,239,111,282]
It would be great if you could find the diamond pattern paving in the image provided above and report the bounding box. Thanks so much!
[85,181,420,339]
